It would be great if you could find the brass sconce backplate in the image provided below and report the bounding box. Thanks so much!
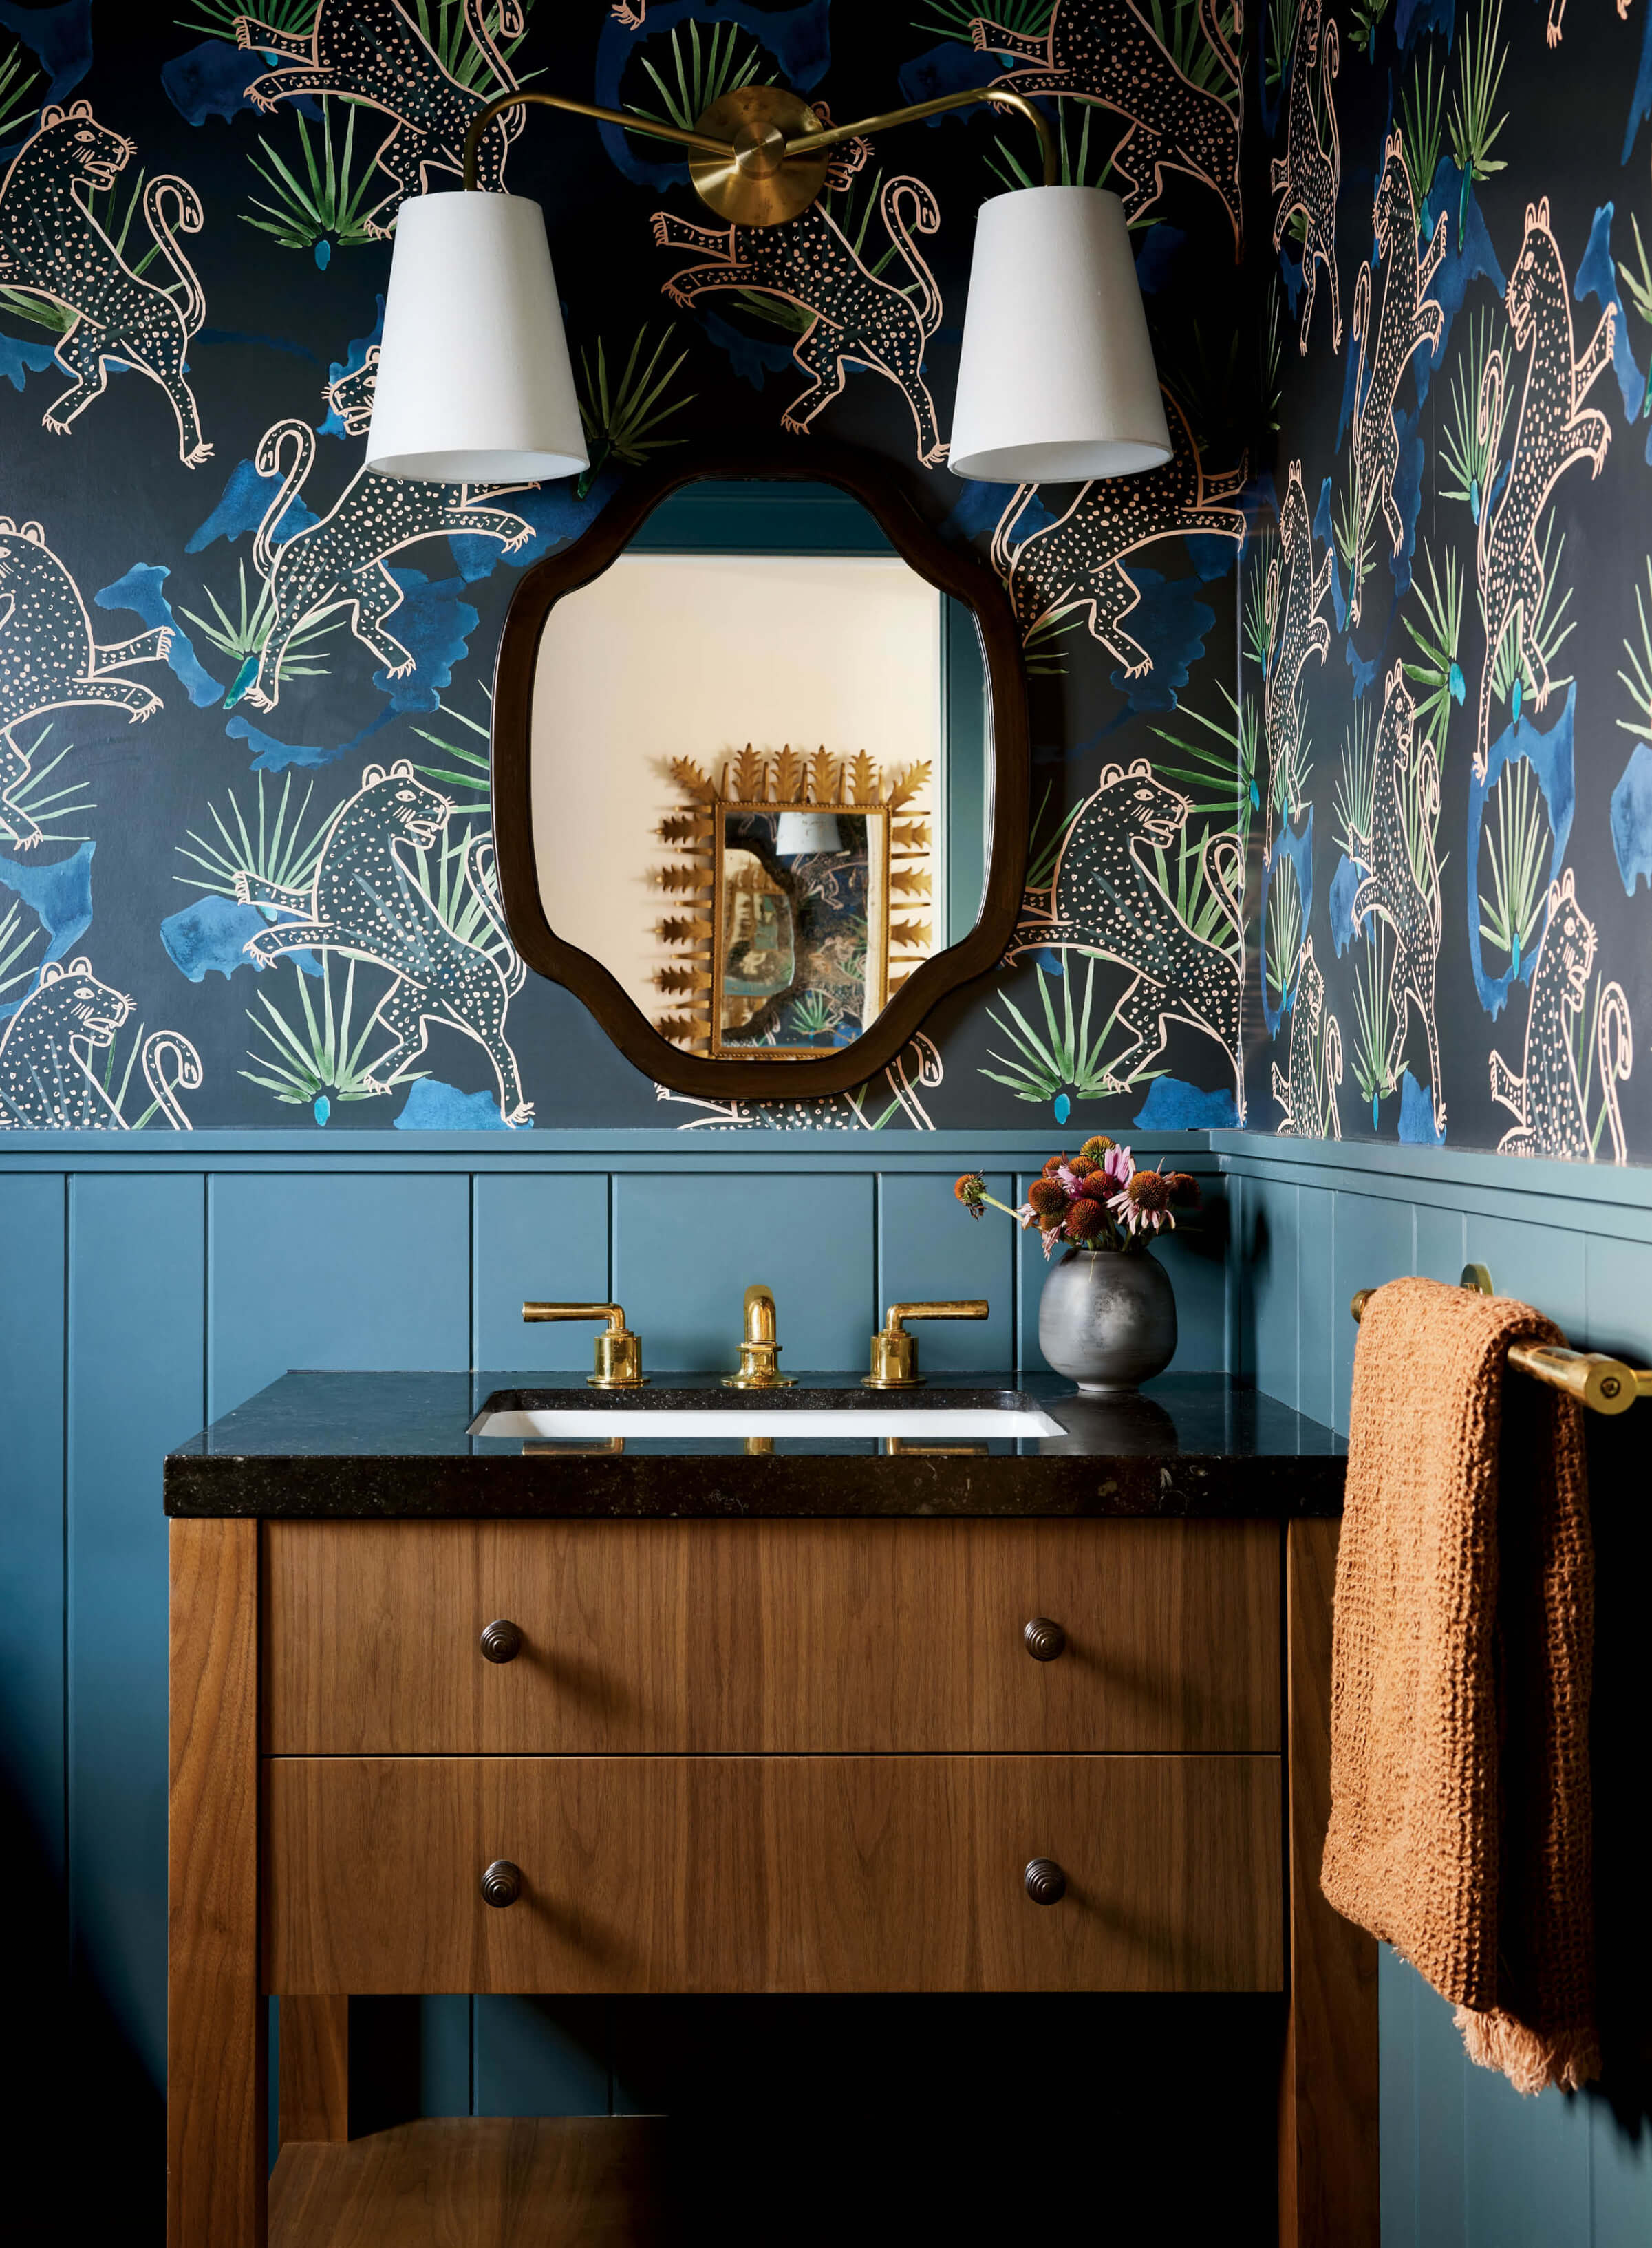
[688,87,830,227]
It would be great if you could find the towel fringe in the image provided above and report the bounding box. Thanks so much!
[1455,2005,1601,2095]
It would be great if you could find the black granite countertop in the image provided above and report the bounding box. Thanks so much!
[164,1371,1345,1519]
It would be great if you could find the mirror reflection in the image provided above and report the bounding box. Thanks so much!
[529,480,989,1061]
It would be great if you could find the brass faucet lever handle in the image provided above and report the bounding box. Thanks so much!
[885,1300,989,1334]
[866,1300,990,1390]
[520,1302,646,1390]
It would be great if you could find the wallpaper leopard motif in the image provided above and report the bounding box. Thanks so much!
[1246,0,1652,1165]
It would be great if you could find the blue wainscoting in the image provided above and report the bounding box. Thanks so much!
[0,1127,1223,2204]
[9,1123,1649,2245]
[1219,1132,1652,2248]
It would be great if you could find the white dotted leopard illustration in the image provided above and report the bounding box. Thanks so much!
[1349,664,1445,1136]
[1262,461,1332,856]
[1474,199,1614,780]
[1,517,172,853]
[1346,133,1446,628]
[972,0,1244,256]
[650,171,950,464]
[0,957,201,1130]
[1270,936,1342,1139]
[1490,868,1631,1162]
[235,760,531,1126]
[1006,760,1246,1118]
[233,0,526,236]
[990,391,1246,675]
[1271,0,1341,353]
[0,103,211,465]
[235,358,532,710]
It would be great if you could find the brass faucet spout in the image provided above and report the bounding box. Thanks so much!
[725,1282,794,1389]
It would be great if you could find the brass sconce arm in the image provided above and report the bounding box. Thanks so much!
[781,87,1058,187]
[462,81,1057,214]
[464,89,733,186]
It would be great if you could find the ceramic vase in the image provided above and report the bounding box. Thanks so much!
[1038,1245,1177,1393]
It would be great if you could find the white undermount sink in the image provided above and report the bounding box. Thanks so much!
[471,1404,1063,1439]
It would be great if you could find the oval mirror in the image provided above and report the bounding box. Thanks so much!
[491,446,1029,1096]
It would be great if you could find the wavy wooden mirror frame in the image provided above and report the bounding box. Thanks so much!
[490,442,1031,1098]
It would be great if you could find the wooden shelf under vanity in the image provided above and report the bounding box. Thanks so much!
[269,2117,673,2248]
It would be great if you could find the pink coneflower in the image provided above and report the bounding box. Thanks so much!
[1110,1167,1177,1237]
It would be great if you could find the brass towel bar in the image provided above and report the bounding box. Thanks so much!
[1351,1263,1652,1416]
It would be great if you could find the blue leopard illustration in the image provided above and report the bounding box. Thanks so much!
[234,0,526,235]
[235,760,531,1126]
[1346,132,1446,626]
[1,517,172,852]
[971,0,1244,255]
[1349,663,1444,1136]
[1474,200,1613,780]
[1490,868,1631,1162]
[990,391,1245,674]
[1006,760,1245,1117]
[651,173,950,464]
[0,957,200,1130]
[0,103,210,464]
[236,399,531,710]
[1271,0,1341,353]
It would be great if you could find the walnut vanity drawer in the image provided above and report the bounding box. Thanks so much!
[263,1751,1283,1995]
[261,1518,1280,1755]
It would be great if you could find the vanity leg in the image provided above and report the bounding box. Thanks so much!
[1279,1518,1378,2248]
[169,1519,266,2248]
[278,1996,351,2144]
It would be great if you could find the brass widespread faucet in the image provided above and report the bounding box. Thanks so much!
[723,1283,795,1389]
[522,1301,645,1389]
[864,1300,988,1389]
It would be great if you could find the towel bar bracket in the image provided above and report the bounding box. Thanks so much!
[1349,1265,1650,1417]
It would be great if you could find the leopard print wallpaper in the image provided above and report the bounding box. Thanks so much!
[0,1,1252,1133]
[2,4,1646,1159]
[1248,0,1652,1164]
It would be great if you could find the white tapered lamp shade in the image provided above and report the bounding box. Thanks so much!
[950,186,1171,483]
[365,191,588,482]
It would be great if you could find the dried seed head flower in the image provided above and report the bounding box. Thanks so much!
[1027,1178,1068,1217]
[1079,1135,1115,1163]
[1166,1171,1202,1209]
[1065,1196,1106,1242]
[1041,1154,1069,1178]
[1038,1211,1066,1234]
[1068,1155,1099,1181]
[954,1173,987,1215]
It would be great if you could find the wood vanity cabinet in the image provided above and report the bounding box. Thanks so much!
[167,1512,1375,2248]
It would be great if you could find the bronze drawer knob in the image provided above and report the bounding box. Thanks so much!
[1024,1857,1067,1905]
[480,1859,523,1908]
[480,1619,523,1664]
[1023,1617,1066,1662]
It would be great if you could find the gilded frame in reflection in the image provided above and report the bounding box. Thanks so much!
[652,745,932,1060]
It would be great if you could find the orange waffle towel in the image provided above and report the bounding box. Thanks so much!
[1321,1274,1598,2094]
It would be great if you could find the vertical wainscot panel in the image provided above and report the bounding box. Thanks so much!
[69,1170,206,2095]
[877,1170,1015,1372]
[614,1171,875,1371]
[0,1173,67,1885]
[207,1172,471,1419]
[473,1173,610,1371]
